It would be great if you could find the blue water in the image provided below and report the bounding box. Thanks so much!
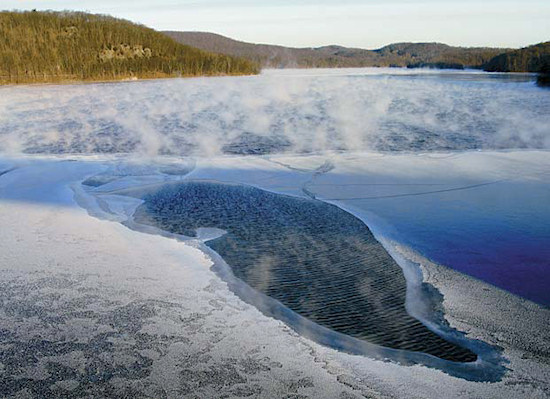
[338,179,550,306]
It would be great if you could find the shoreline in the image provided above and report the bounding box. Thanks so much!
[0,67,539,88]
[0,71,260,88]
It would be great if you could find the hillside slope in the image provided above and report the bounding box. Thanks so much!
[483,42,550,72]
[0,11,259,84]
[164,31,507,69]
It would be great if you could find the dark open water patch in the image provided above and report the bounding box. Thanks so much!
[133,182,484,363]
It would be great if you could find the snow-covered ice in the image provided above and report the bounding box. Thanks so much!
[1,68,549,398]
[0,151,548,398]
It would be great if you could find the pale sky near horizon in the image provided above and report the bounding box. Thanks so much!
[2,0,549,49]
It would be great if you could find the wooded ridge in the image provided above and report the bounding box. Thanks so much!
[163,31,509,70]
[0,11,259,85]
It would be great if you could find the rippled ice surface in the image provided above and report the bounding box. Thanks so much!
[0,69,549,155]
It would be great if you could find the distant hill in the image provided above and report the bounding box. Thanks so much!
[483,42,550,72]
[164,31,507,69]
[0,11,259,85]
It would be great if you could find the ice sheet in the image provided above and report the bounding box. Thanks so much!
[0,153,549,398]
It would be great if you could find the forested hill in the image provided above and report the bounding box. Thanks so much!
[0,11,259,85]
[164,31,507,69]
[483,42,550,73]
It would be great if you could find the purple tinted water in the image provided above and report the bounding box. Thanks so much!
[354,180,550,306]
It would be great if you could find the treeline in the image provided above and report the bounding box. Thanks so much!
[483,42,550,73]
[375,42,505,69]
[0,11,259,84]
[164,32,506,69]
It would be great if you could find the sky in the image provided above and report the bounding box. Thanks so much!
[2,0,549,49]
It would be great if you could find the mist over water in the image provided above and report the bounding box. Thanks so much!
[0,69,548,156]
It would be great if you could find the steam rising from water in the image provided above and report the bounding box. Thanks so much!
[0,69,548,156]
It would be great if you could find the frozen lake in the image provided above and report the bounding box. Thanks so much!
[0,68,549,396]
[1,68,548,306]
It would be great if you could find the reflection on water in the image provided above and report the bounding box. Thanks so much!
[135,181,477,362]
